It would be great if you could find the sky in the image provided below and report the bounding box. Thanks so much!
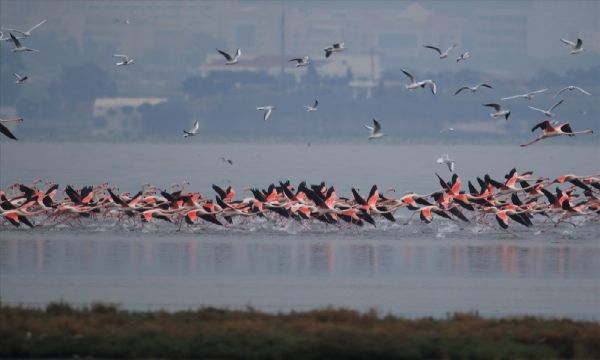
[0,0,598,141]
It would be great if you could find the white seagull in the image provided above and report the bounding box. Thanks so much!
[423,44,456,59]
[183,121,199,138]
[501,88,547,101]
[13,73,28,84]
[289,56,310,67]
[324,43,345,58]
[216,48,241,65]
[456,52,471,62]
[219,157,233,165]
[257,106,275,121]
[454,83,493,95]
[401,69,437,94]
[114,54,134,66]
[364,118,384,140]
[527,99,564,118]
[0,31,22,42]
[1,19,46,38]
[554,85,591,98]
[483,103,511,120]
[304,100,319,112]
[440,127,455,133]
[560,38,584,54]
[436,154,455,172]
[9,33,38,52]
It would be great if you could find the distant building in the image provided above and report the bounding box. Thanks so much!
[92,97,167,137]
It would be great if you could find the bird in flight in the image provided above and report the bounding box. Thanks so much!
[289,56,310,67]
[554,85,591,98]
[483,103,511,120]
[423,44,456,59]
[219,157,233,165]
[456,52,471,62]
[501,89,547,101]
[364,118,384,140]
[454,83,492,95]
[527,99,564,118]
[560,38,584,54]
[13,73,28,84]
[183,121,199,138]
[436,154,455,172]
[0,117,23,140]
[216,48,241,65]
[401,68,437,94]
[114,54,134,66]
[324,43,345,58]
[1,19,46,37]
[304,100,318,112]
[520,120,593,147]
[257,106,275,121]
[9,33,37,52]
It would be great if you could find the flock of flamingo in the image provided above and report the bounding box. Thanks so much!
[2,169,599,231]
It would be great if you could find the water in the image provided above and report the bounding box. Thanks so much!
[1,142,599,319]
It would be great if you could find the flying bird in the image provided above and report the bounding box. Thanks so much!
[304,100,319,112]
[560,38,584,54]
[527,99,564,118]
[456,52,471,62]
[257,106,275,121]
[9,33,38,52]
[423,44,456,59]
[324,43,345,58]
[520,120,593,147]
[436,154,455,172]
[13,73,27,84]
[501,88,547,101]
[216,48,241,65]
[440,127,455,133]
[483,103,511,120]
[183,121,199,138]
[401,69,437,94]
[0,117,23,140]
[219,157,233,165]
[454,83,493,95]
[289,56,310,67]
[554,85,591,97]
[1,19,46,37]
[364,118,384,140]
[114,54,134,66]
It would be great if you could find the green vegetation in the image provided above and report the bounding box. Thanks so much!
[1,303,599,359]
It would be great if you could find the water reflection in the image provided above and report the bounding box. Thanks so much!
[2,237,598,279]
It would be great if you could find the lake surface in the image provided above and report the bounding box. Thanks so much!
[1,142,599,319]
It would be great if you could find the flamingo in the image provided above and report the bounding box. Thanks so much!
[520,120,594,147]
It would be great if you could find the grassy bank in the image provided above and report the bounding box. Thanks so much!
[1,303,599,359]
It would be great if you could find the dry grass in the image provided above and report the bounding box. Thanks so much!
[1,302,599,359]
